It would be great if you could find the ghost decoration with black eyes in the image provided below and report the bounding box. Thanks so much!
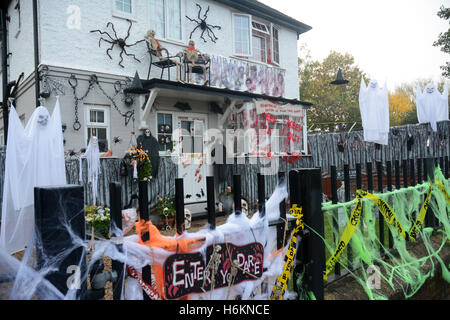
[416,82,449,132]
[359,77,390,145]
[0,99,66,254]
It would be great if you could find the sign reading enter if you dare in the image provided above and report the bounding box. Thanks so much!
[163,242,264,300]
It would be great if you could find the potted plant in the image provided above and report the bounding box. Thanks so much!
[85,205,111,239]
[123,145,152,182]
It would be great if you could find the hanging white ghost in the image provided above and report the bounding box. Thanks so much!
[0,99,66,254]
[416,82,449,132]
[80,135,101,205]
[359,77,390,145]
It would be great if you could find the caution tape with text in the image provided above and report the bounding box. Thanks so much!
[323,183,433,281]
[270,204,304,300]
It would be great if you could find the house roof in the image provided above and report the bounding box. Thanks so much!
[213,0,312,36]
[139,78,313,108]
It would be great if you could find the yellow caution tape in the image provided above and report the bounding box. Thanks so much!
[435,180,450,204]
[323,197,363,281]
[324,183,434,281]
[270,205,304,300]
[356,190,410,241]
[409,184,433,239]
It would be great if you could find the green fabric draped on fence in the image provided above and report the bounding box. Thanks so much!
[307,166,450,300]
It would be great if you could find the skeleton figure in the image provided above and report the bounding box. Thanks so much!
[184,208,192,230]
[202,245,222,293]
[183,40,209,85]
[145,30,184,82]
[226,259,239,300]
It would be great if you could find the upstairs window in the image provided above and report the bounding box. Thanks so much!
[115,0,132,14]
[272,26,280,65]
[233,14,252,56]
[113,0,135,19]
[149,0,182,42]
[233,14,281,65]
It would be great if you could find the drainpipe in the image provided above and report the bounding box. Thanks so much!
[32,0,40,108]
[1,6,8,144]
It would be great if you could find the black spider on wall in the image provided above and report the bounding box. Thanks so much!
[90,20,145,68]
[186,4,221,43]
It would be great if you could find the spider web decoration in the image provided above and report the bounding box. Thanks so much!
[186,4,221,43]
[90,20,145,68]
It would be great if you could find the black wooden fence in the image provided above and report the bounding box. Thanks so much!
[0,121,449,212]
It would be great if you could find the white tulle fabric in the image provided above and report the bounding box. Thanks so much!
[79,136,101,205]
[0,99,66,254]
[359,77,390,145]
[416,82,449,132]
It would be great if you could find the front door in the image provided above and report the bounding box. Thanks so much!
[176,114,208,204]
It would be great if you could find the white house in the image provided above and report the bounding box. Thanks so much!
[0,0,312,204]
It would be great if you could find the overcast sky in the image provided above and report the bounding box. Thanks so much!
[259,0,449,89]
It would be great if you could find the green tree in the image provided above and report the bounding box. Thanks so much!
[299,50,367,133]
[433,6,450,78]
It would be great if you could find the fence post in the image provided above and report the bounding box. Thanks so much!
[395,160,401,190]
[445,156,449,179]
[417,158,423,184]
[175,178,185,235]
[138,181,152,301]
[410,159,416,186]
[257,173,266,217]
[233,175,242,215]
[34,185,87,299]
[367,162,373,192]
[330,165,341,277]
[277,172,287,249]
[206,176,216,230]
[424,158,437,228]
[344,164,353,271]
[403,159,408,188]
[290,168,325,300]
[377,161,386,252]
[386,161,394,249]
[109,182,124,301]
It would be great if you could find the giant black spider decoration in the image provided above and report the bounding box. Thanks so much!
[90,20,145,68]
[186,4,221,43]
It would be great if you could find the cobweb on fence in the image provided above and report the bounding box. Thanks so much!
[315,166,450,300]
[0,182,294,300]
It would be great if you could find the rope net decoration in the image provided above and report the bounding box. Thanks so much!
[314,166,450,300]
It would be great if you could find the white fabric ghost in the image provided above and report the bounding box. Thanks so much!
[416,82,449,132]
[359,77,390,145]
[0,99,66,254]
[80,136,101,205]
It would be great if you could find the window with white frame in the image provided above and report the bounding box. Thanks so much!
[272,26,280,65]
[233,14,252,56]
[233,15,281,65]
[149,0,182,42]
[113,0,135,19]
[85,106,110,153]
[157,113,173,153]
[14,0,21,37]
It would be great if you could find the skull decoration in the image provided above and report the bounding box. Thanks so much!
[241,199,249,216]
[37,112,50,128]
[184,208,192,230]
